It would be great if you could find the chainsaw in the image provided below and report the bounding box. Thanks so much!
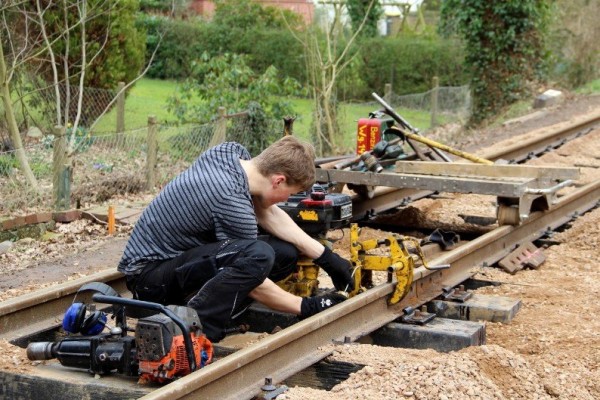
[26,283,213,384]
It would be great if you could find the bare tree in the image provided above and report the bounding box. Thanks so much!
[1,0,162,195]
[288,0,377,155]
[33,0,120,154]
[1,0,125,189]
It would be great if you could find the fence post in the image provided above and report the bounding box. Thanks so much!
[146,115,158,191]
[430,76,439,128]
[116,81,125,145]
[208,107,227,148]
[384,83,392,104]
[52,125,70,210]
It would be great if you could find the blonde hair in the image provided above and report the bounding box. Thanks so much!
[254,136,316,190]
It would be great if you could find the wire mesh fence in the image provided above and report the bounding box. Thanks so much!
[394,85,471,123]
[0,112,287,215]
[354,85,472,128]
[28,82,118,132]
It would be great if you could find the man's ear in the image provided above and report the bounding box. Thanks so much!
[271,174,287,187]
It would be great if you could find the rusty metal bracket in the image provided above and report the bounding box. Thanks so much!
[400,306,436,325]
[442,285,473,302]
[498,241,546,274]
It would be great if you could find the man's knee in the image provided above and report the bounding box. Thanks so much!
[223,240,275,282]
[275,240,299,266]
[269,240,299,282]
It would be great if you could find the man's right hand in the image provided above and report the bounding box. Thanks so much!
[313,247,355,292]
[300,292,347,319]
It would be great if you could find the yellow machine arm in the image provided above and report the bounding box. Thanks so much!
[348,224,424,305]
[278,224,439,305]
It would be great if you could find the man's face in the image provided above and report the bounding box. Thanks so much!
[255,175,303,208]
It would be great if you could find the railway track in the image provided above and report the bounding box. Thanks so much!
[0,110,599,399]
[146,183,600,400]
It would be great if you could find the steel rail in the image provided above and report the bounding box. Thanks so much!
[140,179,600,400]
[0,270,125,342]
[478,110,600,163]
[0,114,597,398]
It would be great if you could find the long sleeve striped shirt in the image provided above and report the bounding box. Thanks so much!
[118,142,257,275]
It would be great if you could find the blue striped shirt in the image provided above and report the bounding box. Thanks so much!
[118,142,256,275]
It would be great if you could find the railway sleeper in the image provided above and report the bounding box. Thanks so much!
[229,289,521,356]
[426,293,522,324]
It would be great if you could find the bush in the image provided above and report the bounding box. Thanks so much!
[0,154,18,176]
[140,16,212,79]
[343,34,468,99]
[139,0,306,82]
[29,0,145,90]
[228,27,307,84]
[440,0,551,125]
[21,0,145,127]
[547,0,600,89]
[168,53,299,124]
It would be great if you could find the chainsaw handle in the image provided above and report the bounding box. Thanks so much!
[92,294,198,372]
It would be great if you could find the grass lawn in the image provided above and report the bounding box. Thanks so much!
[94,78,436,152]
[93,79,181,132]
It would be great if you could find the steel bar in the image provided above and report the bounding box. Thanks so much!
[316,168,533,197]
[350,187,433,220]
[394,161,580,181]
[387,126,494,165]
[524,180,573,195]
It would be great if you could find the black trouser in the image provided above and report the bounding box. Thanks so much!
[126,236,298,342]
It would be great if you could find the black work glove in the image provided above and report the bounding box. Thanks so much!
[300,292,347,319]
[314,247,355,292]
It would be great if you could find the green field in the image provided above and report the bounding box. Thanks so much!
[93,79,181,132]
[94,78,438,152]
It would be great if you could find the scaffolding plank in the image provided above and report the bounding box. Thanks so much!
[394,161,580,181]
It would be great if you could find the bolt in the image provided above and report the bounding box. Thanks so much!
[262,377,276,391]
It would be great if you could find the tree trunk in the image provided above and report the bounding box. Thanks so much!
[0,44,39,191]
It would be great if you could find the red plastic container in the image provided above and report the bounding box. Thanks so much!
[356,118,385,155]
